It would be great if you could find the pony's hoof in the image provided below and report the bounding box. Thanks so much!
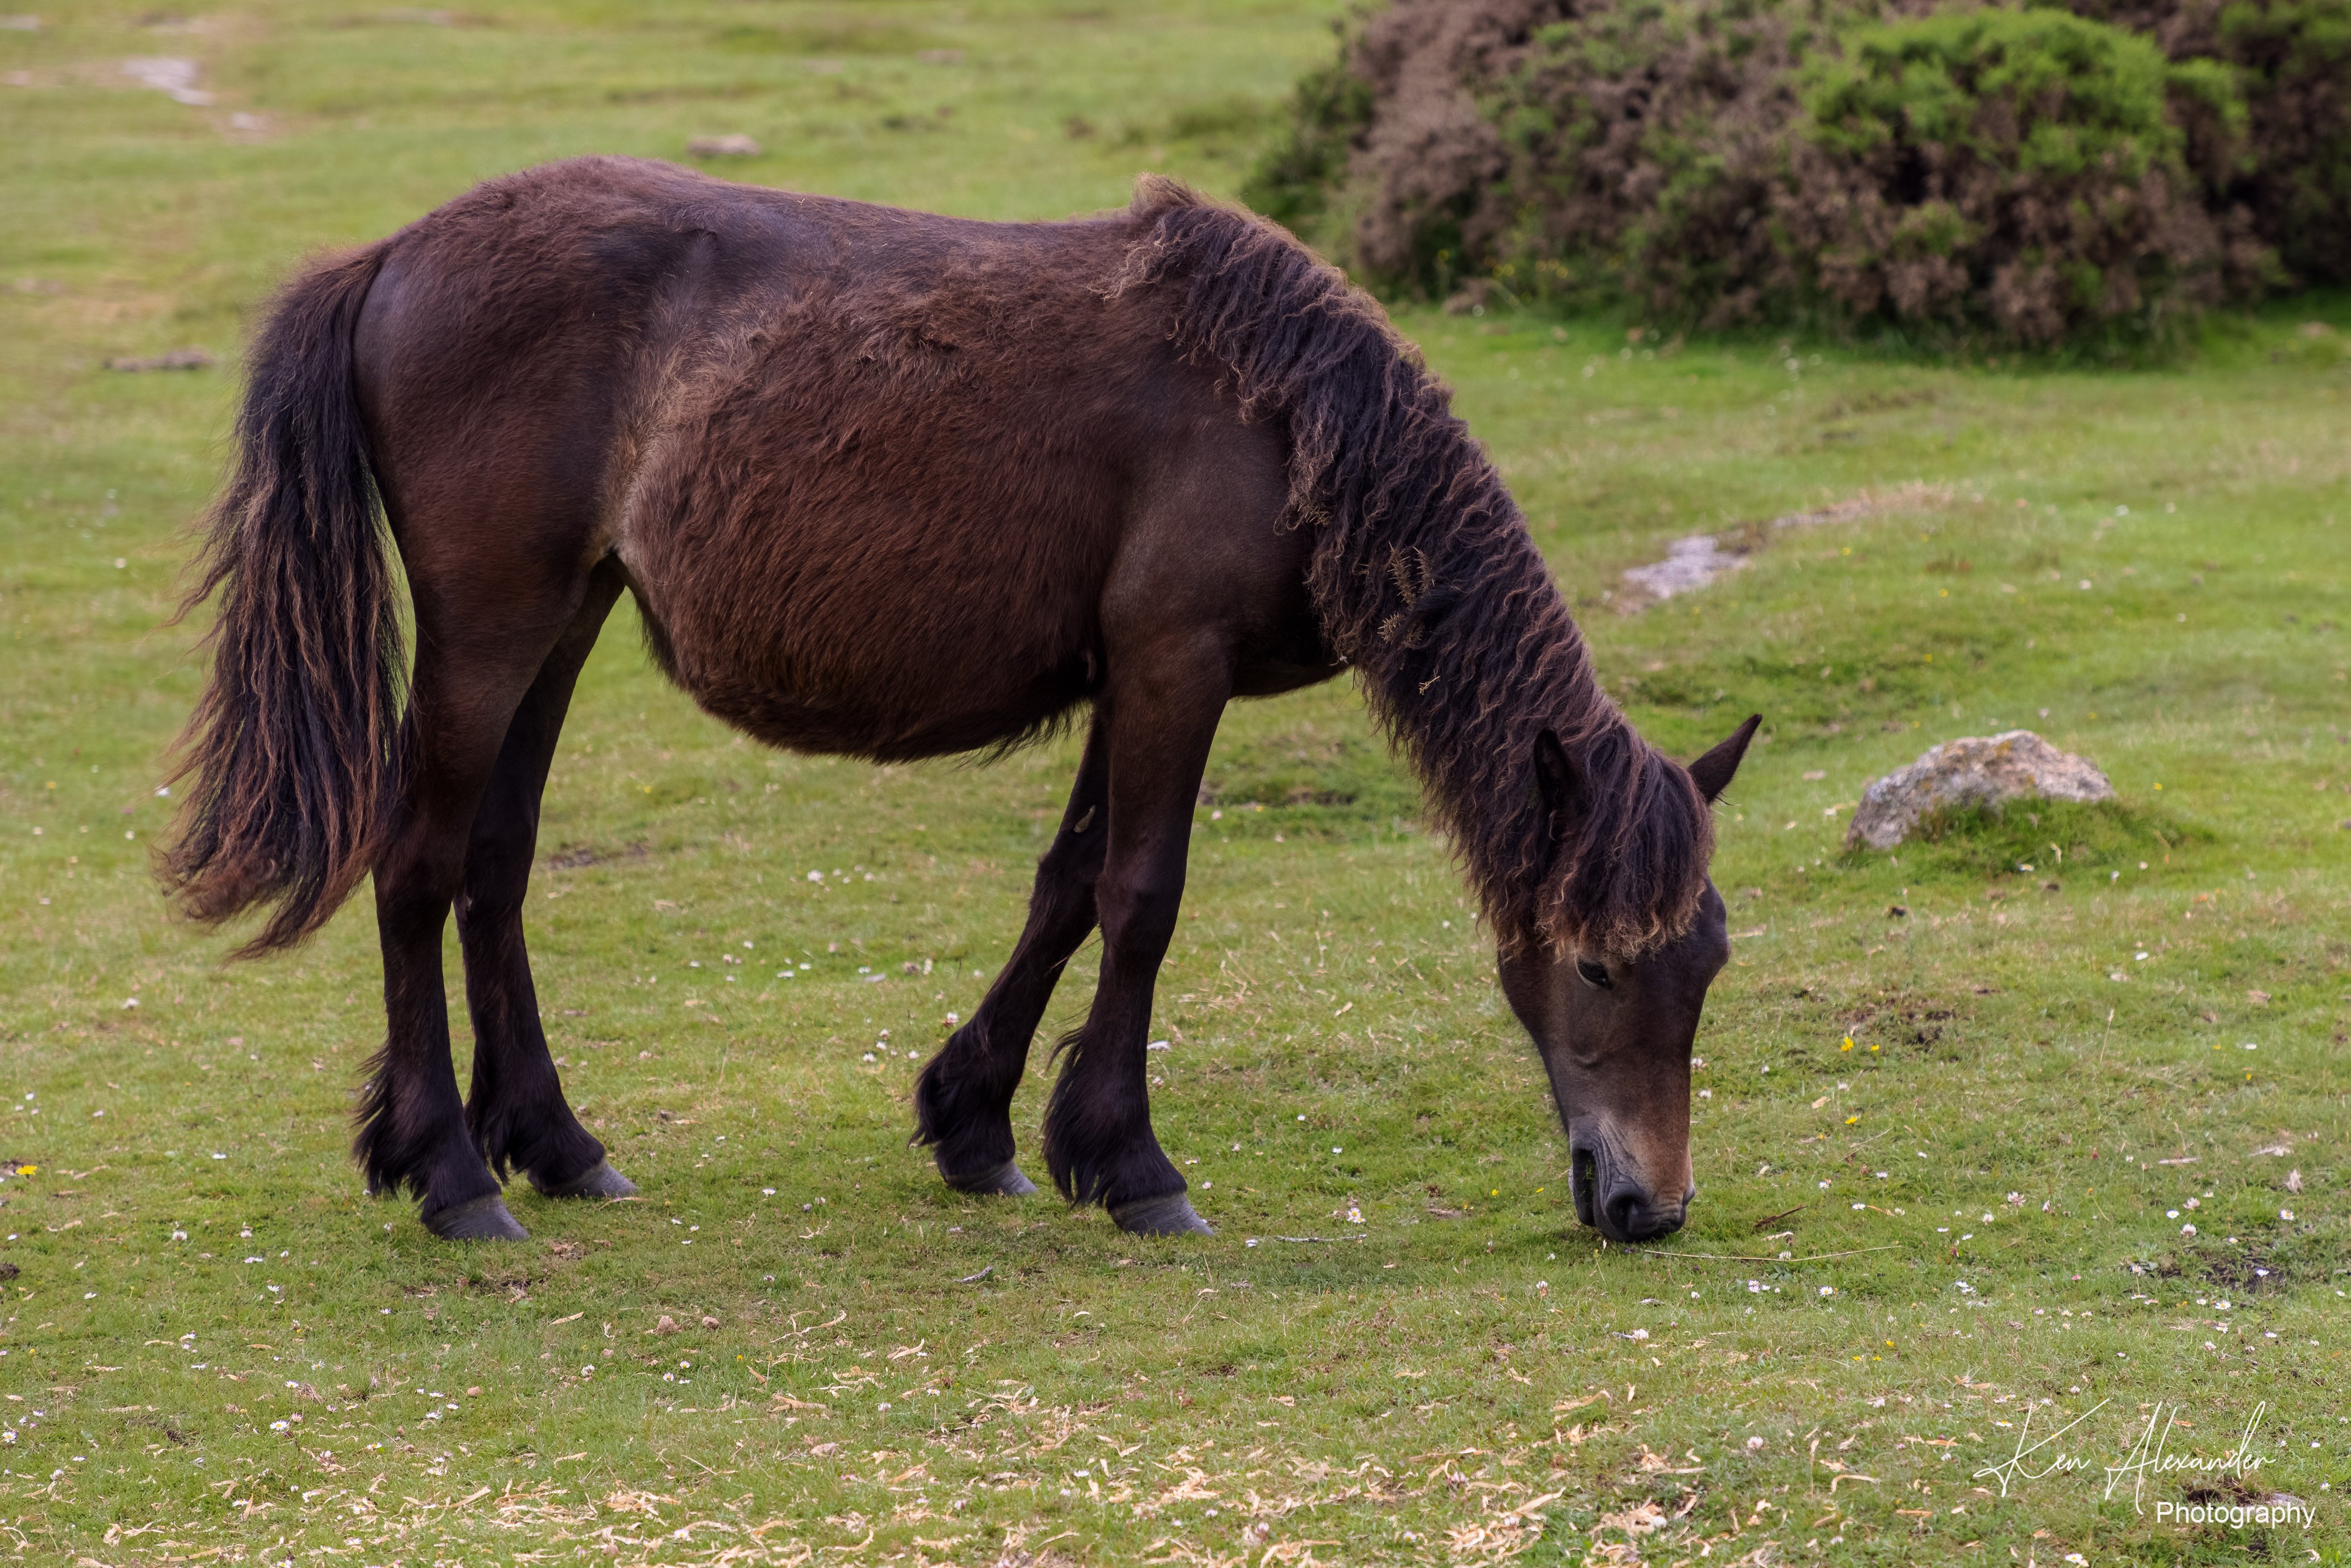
[424,1195,527,1241]
[1109,1192,1212,1237]
[534,1160,637,1200]
[941,1159,1037,1197]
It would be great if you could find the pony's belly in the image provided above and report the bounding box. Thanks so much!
[716,677,1091,763]
[642,585,1098,762]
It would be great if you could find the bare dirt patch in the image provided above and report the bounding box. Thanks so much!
[1611,482,1954,612]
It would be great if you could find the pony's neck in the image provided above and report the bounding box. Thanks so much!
[1116,182,1702,954]
[1327,465,1639,953]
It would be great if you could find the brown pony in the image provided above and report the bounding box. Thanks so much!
[166,159,1757,1242]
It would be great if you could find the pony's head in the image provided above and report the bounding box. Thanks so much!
[1497,715,1760,1243]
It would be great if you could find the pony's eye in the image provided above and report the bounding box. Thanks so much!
[1575,957,1611,989]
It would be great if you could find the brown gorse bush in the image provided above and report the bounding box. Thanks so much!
[1245,0,2347,349]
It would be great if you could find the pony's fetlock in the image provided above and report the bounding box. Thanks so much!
[470,1095,606,1194]
[1040,1071,1183,1213]
[354,1055,503,1224]
[913,1028,1022,1184]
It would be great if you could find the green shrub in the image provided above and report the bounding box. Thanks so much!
[1245,0,2339,347]
[1791,8,2243,343]
[2044,0,2351,284]
[1479,0,1836,325]
[2206,0,2351,284]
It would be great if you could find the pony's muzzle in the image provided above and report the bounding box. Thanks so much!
[1599,1181,1687,1244]
[1570,1133,1688,1244]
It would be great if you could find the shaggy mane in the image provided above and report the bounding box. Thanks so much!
[1113,177,1712,959]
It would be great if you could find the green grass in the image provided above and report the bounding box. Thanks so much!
[3,4,2350,1564]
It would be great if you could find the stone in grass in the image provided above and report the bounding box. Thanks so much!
[105,347,214,371]
[1847,730,2113,851]
[686,133,762,158]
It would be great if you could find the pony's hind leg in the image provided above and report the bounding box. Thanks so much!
[913,716,1110,1195]
[357,567,599,1241]
[1041,659,1230,1236]
[457,561,633,1203]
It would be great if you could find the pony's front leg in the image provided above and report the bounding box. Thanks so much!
[915,717,1110,1196]
[1040,667,1228,1237]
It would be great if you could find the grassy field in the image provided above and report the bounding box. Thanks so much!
[4,3,2350,1564]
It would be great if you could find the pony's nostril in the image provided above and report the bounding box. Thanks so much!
[1570,1147,1598,1227]
[1602,1185,1687,1242]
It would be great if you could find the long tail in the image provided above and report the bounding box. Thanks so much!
[162,244,402,957]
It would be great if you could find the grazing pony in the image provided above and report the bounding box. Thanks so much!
[166,159,1756,1242]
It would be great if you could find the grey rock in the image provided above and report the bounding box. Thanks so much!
[686,133,762,158]
[1847,730,2113,850]
[105,347,214,371]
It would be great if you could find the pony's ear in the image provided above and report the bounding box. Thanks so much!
[1533,728,1583,843]
[1688,713,1763,804]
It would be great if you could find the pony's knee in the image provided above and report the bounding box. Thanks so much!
[453,884,526,944]
[457,840,534,920]
[1097,878,1182,958]
[1034,820,1105,879]
[373,829,467,926]
[1025,847,1105,932]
